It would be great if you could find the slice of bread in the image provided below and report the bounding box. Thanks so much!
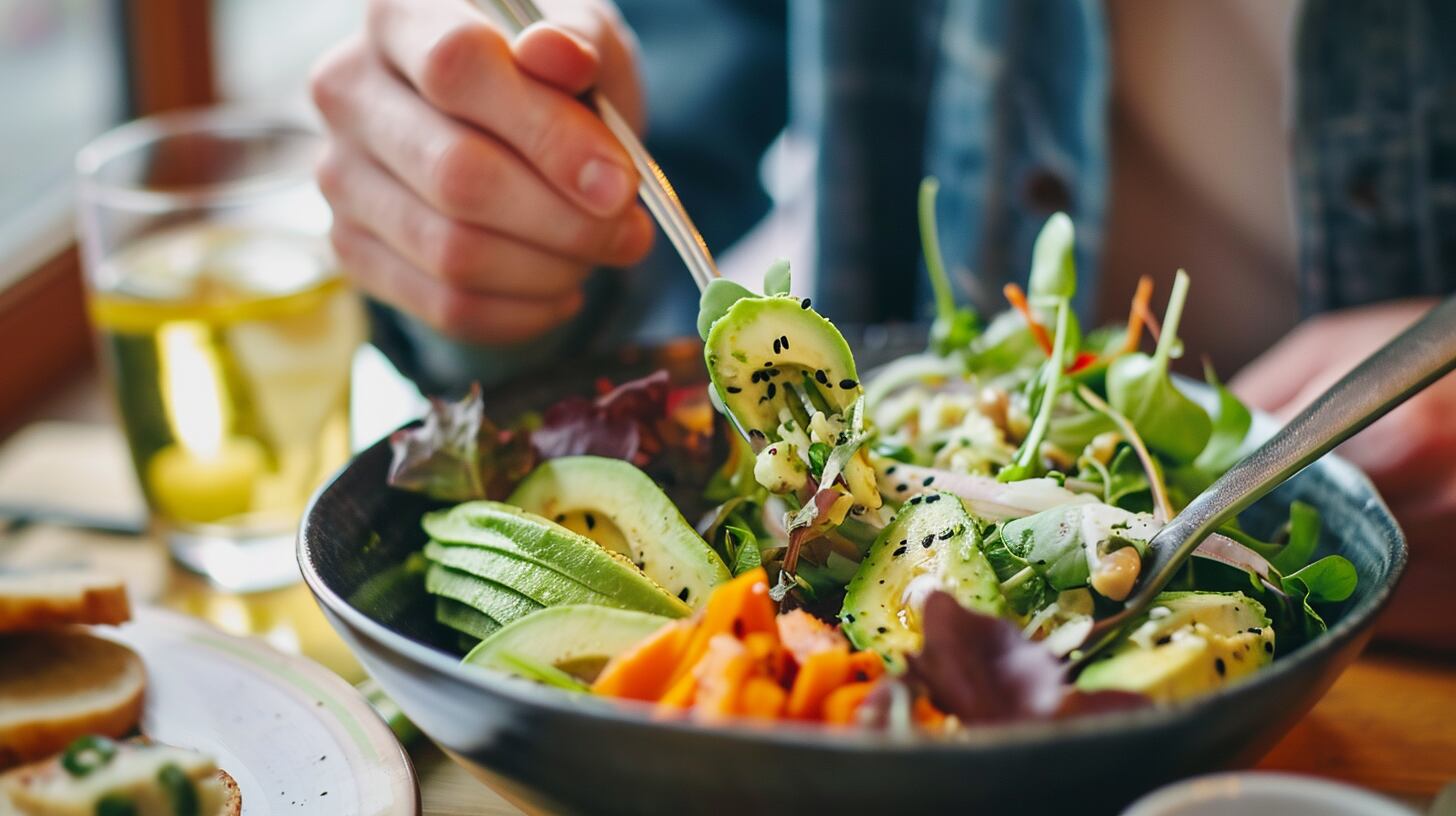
[216,769,242,816]
[0,630,145,769]
[0,572,131,632]
[0,742,241,815]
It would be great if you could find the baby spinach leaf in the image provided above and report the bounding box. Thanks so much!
[1283,554,1357,604]
[1028,212,1077,302]
[696,277,758,340]
[762,258,792,296]
[1270,501,1322,575]
[1000,505,1090,591]
[1191,363,1252,474]
[1106,271,1212,463]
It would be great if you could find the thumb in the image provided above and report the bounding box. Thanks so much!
[512,21,601,95]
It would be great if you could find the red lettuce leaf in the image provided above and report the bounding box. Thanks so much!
[387,384,536,501]
[904,592,1147,725]
[532,371,670,464]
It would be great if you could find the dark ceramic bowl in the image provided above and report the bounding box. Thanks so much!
[299,334,1407,816]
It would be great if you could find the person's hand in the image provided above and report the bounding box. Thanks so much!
[311,0,653,344]
[1232,298,1456,651]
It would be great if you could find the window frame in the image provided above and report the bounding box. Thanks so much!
[0,0,217,428]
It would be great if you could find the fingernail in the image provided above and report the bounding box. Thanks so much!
[577,158,635,214]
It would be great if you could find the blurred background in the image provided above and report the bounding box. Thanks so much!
[0,0,363,433]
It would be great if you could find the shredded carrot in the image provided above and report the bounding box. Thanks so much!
[913,697,948,730]
[1002,283,1055,355]
[1125,275,1161,350]
[666,568,775,688]
[690,634,756,721]
[846,650,886,684]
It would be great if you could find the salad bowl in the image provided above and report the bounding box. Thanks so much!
[299,332,1406,816]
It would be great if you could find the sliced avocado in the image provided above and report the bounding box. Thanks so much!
[507,457,730,607]
[435,596,501,641]
[425,563,543,627]
[463,604,672,682]
[423,540,622,609]
[841,492,1005,661]
[1075,591,1275,703]
[704,296,860,436]
[422,501,690,618]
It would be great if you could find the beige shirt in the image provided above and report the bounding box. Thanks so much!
[1100,0,1300,373]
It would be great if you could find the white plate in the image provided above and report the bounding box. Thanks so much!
[1122,772,1416,816]
[108,607,419,815]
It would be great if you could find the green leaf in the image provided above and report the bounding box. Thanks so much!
[762,258,792,296]
[725,524,763,576]
[1028,212,1077,302]
[1191,363,1252,474]
[982,529,1055,616]
[1001,505,1091,590]
[1270,501,1322,575]
[697,277,758,340]
[807,442,831,479]
[1105,272,1212,464]
[1000,301,1072,482]
[1283,555,1357,604]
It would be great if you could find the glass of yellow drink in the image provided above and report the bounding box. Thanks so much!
[76,110,365,591]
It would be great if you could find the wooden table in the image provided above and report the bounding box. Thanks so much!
[3,414,1454,813]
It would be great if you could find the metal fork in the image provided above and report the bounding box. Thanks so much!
[482,0,719,292]
[1073,295,1456,667]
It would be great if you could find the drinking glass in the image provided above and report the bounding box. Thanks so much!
[76,109,365,591]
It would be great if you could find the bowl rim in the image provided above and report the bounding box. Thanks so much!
[298,421,1407,752]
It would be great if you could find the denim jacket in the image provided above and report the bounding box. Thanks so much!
[377,0,1456,394]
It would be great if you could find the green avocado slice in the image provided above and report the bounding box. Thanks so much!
[507,456,730,608]
[464,604,673,683]
[840,492,1005,662]
[435,596,502,642]
[425,564,543,627]
[704,296,860,436]
[1075,591,1275,702]
[422,501,690,618]
[424,540,622,609]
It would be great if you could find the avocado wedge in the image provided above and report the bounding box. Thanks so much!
[841,492,1005,662]
[425,563,543,627]
[464,605,672,683]
[507,457,730,607]
[423,501,690,618]
[1076,591,1275,702]
[423,540,622,609]
[704,295,860,436]
[435,596,502,641]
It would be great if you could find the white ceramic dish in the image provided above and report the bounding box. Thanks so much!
[1122,772,1415,816]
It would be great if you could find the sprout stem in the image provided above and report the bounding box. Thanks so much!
[1153,270,1191,369]
[919,178,956,325]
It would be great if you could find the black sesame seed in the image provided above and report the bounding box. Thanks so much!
[925,494,942,504]
[920,535,934,548]
[1263,641,1274,654]
[899,539,908,547]
[877,626,888,634]
[938,529,955,540]
[585,512,596,530]
[846,614,856,623]
[679,588,691,602]
[781,335,790,349]
[839,379,859,390]
[1248,627,1262,634]
[896,483,909,492]
[892,546,908,557]
[768,368,782,378]
[1155,635,1172,646]
[878,579,885,585]
[763,361,773,367]
[922,475,936,486]
[751,370,762,383]
[554,513,566,522]
[773,338,781,354]
[886,465,898,475]
[766,382,777,399]
[815,369,829,385]
[726,386,742,394]
[1214,658,1226,676]
[801,297,812,309]
[908,496,923,505]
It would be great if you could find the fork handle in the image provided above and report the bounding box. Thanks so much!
[1140,295,1456,594]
